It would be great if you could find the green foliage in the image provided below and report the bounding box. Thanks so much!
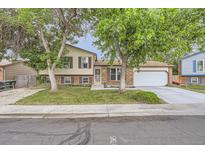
[20,49,47,72]
[93,9,203,67]
[130,90,161,104]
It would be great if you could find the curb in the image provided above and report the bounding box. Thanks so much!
[0,111,203,118]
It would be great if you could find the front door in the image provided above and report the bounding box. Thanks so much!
[94,68,101,84]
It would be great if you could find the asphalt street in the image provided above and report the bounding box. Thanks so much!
[0,116,205,145]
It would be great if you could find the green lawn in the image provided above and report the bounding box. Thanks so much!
[180,85,205,94]
[16,86,163,105]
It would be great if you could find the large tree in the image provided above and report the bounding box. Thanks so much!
[0,8,90,91]
[93,9,201,92]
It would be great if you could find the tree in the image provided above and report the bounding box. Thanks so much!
[0,9,27,60]
[93,9,201,92]
[1,9,89,91]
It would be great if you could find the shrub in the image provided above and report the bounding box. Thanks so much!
[131,90,161,104]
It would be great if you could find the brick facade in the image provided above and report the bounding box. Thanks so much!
[100,66,133,87]
[44,75,93,85]
[180,76,205,85]
[168,67,173,85]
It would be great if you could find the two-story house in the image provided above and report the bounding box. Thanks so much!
[39,45,97,85]
[40,44,174,87]
[179,51,205,85]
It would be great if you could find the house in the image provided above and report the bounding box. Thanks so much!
[39,45,97,85]
[0,60,37,87]
[94,60,173,87]
[40,45,174,87]
[179,51,205,85]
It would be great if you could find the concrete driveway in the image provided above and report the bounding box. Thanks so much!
[134,86,205,104]
[0,88,44,105]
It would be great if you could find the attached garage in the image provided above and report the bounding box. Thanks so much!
[134,71,168,86]
[133,61,174,87]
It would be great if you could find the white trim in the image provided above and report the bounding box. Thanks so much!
[191,77,199,84]
[110,67,121,81]
[63,76,71,84]
[82,76,89,84]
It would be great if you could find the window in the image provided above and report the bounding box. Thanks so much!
[196,59,205,72]
[81,57,89,68]
[82,76,89,84]
[61,57,73,68]
[45,76,50,83]
[110,68,121,80]
[191,77,198,84]
[64,76,71,84]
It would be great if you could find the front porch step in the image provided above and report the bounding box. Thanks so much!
[91,84,104,90]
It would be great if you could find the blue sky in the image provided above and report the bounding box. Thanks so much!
[76,34,102,58]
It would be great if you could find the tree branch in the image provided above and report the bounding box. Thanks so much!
[39,27,50,53]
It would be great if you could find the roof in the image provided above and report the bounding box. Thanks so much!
[0,60,23,67]
[140,61,174,67]
[66,44,97,57]
[181,51,205,60]
[94,60,121,66]
[94,60,173,67]
[0,59,12,67]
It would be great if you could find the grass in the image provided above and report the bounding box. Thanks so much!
[131,90,161,104]
[180,85,205,94]
[16,86,163,105]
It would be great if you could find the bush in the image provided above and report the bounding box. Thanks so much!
[131,90,161,104]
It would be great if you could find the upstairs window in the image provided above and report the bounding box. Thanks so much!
[81,57,89,68]
[79,57,92,69]
[197,60,204,72]
[61,57,73,69]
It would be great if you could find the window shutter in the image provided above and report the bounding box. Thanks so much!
[71,76,74,84]
[61,76,64,84]
[70,57,73,68]
[193,60,196,73]
[89,76,92,84]
[88,57,92,68]
[107,68,110,81]
[78,57,81,68]
[79,77,82,84]
[188,77,191,84]
[199,77,202,84]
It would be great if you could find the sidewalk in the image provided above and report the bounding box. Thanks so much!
[1,103,205,118]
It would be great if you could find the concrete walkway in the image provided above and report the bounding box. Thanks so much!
[1,103,205,118]
[0,88,44,105]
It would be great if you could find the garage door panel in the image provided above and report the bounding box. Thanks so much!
[134,71,168,86]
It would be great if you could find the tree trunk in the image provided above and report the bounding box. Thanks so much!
[119,57,127,93]
[48,67,58,92]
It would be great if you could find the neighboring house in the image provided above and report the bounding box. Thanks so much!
[0,60,37,87]
[40,45,174,87]
[179,51,205,85]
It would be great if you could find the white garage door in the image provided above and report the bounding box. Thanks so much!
[134,71,168,86]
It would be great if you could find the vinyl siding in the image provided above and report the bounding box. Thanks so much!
[181,52,205,76]
[39,46,96,75]
[4,62,37,80]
